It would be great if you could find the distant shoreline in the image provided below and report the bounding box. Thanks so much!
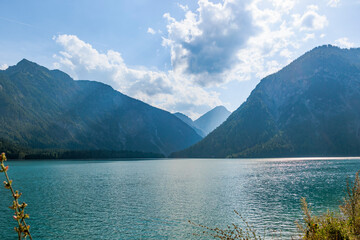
[7,155,360,161]
[3,149,165,160]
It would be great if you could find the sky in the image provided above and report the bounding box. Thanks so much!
[1,0,360,119]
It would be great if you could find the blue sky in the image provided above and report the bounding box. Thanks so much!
[1,0,360,118]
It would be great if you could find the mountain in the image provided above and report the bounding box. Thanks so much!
[194,106,231,136]
[173,106,231,137]
[172,45,360,158]
[0,59,202,156]
[173,112,206,137]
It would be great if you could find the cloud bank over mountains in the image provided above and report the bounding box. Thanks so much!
[51,0,353,118]
[53,34,222,119]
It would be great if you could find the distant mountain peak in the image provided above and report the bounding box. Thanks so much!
[16,58,38,67]
[303,44,360,59]
[315,44,338,49]
[173,112,206,137]
[195,106,230,121]
[194,106,231,136]
[212,105,229,112]
[6,58,48,75]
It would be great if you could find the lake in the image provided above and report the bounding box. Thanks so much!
[0,158,359,239]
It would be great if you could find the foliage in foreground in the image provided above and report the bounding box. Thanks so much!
[189,210,267,240]
[1,153,32,240]
[298,171,360,240]
[192,171,360,240]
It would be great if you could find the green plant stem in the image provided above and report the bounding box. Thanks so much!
[3,166,33,240]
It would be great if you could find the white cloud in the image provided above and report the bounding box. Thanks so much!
[177,3,189,11]
[327,0,340,7]
[162,0,257,86]
[147,27,156,35]
[280,48,293,58]
[268,0,297,13]
[226,0,303,81]
[293,5,328,31]
[334,37,355,48]
[0,64,8,70]
[303,33,315,42]
[53,34,221,119]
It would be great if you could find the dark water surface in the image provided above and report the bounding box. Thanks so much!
[1,158,359,239]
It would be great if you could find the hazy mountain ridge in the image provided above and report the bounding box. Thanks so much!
[172,45,360,158]
[173,112,206,137]
[194,106,231,136]
[173,106,231,137]
[0,59,202,156]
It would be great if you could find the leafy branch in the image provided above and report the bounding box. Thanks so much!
[1,152,33,240]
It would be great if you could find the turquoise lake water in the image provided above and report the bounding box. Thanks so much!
[0,158,359,239]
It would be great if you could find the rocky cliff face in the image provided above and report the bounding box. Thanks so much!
[172,45,360,158]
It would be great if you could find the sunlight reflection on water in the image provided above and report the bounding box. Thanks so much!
[0,158,359,239]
